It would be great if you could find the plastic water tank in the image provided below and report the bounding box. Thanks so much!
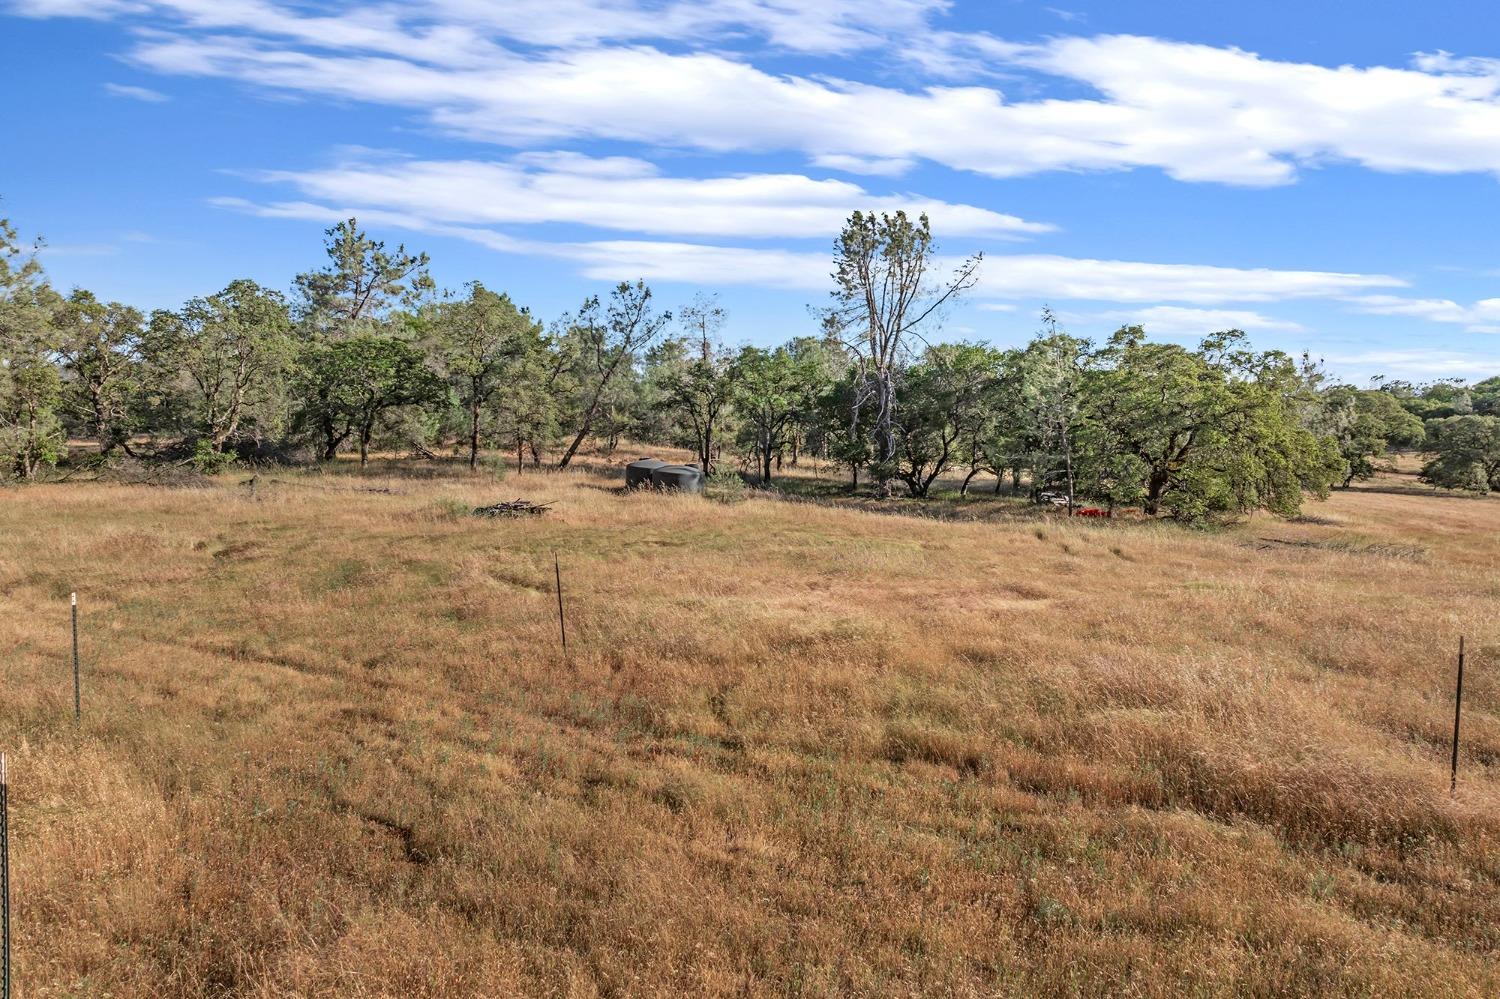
[626,458,668,489]
[649,464,704,493]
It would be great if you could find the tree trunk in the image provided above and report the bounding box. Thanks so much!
[558,349,630,469]
[874,369,896,497]
[320,410,341,462]
[1144,470,1168,515]
[359,421,373,469]
[468,397,481,471]
[1064,444,1076,516]
[961,467,980,496]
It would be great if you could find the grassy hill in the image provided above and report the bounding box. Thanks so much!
[0,453,1495,996]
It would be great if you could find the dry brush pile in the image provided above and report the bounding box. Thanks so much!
[0,456,1496,997]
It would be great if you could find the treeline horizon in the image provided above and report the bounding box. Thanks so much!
[3,205,1500,519]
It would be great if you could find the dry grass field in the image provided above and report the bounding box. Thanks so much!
[0,451,1497,997]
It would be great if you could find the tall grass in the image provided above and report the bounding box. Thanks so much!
[0,450,1495,996]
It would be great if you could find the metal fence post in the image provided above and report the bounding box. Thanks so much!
[554,552,568,658]
[71,592,81,725]
[1451,636,1466,795]
[2,751,12,999]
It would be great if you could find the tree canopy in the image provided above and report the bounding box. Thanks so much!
[1,203,1470,520]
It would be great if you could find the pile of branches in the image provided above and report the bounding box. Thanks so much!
[473,498,552,518]
[56,455,214,489]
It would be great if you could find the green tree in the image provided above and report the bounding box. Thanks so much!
[145,279,293,450]
[294,220,433,459]
[1467,376,1500,417]
[492,321,568,469]
[824,211,980,495]
[0,215,65,479]
[1016,314,1091,509]
[1088,328,1343,518]
[815,367,874,489]
[731,345,808,483]
[893,342,1002,497]
[295,219,433,336]
[54,289,144,455]
[653,294,735,473]
[431,282,539,470]
[297,336,446,468]
[556,281,670,469]
[1420,415,1500,491]
[1316,385,1425,487]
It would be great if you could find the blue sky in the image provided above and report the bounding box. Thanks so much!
[7,0,1500,382]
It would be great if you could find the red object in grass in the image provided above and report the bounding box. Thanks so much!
[1073,507,1110,518]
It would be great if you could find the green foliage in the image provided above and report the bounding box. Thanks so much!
[0,202,1446,523]
[54,289,145,454]
[1080,329,1345,519]
[296,335,447,467]
[1315,385,1425,486]
[430,281,541,469]
[476,452,511,480]
[649,294,735,473]
[295,218,433,334]
[730,343,822,483]
[894,342,1003,497]
[191,437,238,475]
[825,210,981,494]
[705,467,747,502]
[0,214,66,479]
[1381,378,1476,421]
[1420,415,1500,491]
[432,496,472,519]
[144,279,294,448]
[555,281,671,468]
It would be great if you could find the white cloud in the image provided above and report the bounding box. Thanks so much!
[1347,294,1500,332]
[9,0,143,16]
[24,1,1500,186]
[1092,306,1305,335]
[213,194,1405,305]
[974,256,1399,305]
[1323,349,1500,379]
[1045,7,1085,23]
[256,152,1053,240]
[11,0,951,58]
[424,0,951,54]
[103,81,169,101]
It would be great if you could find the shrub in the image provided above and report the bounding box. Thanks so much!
[191,439,237,475]
[705,467,746,502]
[478,454,510,481]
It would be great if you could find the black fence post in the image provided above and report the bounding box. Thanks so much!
[554,551,568,658]
[71,592,81,725]
[1451,636,1466,795]
[2,751,11,999]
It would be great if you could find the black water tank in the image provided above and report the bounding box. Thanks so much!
[649,464,704,493]
[626,458,667,489]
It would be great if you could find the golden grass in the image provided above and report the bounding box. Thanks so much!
[0,450,1497,996]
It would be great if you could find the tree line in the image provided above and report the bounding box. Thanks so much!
[0,207,1493,517]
